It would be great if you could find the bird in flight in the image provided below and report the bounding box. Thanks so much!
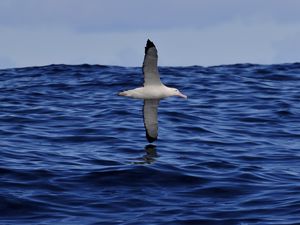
[118,39,187,143]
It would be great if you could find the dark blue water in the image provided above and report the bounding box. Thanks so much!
[1,63,300,224]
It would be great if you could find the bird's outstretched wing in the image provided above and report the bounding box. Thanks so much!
[143,99,159,142]
[142,39,162,86]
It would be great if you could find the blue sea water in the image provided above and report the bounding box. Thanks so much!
[1,63,300,225]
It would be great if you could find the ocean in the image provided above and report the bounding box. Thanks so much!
[1,63,300,224]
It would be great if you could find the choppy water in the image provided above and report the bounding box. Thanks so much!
[1,63,300,224]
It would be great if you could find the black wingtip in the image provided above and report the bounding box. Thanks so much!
[145,39,155,54]
[146,132,157,143]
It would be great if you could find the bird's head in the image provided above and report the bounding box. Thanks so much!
[170,88,187,99]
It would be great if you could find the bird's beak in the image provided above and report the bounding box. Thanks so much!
[178,92,187,99]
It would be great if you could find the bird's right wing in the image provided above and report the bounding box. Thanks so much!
[142,39,162,86]
[143,99,159,143]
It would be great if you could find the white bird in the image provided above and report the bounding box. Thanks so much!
[118,39,187,142]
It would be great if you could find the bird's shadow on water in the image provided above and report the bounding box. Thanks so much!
[132,144,158,165]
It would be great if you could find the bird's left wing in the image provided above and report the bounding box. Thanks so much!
[143,99,160,142]
[142,39,162,86]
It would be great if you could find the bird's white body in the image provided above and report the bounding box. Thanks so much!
[119,85,186,100]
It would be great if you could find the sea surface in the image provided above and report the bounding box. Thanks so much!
[1,63,300,225]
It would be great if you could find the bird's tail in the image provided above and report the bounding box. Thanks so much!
[118,91,129,96]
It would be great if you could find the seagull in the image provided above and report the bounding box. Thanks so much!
[118,39,187,143]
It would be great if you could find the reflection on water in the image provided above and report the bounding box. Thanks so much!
[133,144,158,164]
[143,144,158,163]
